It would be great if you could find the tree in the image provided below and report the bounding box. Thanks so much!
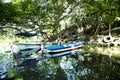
[80,0,120,36]
[0,1,19,24]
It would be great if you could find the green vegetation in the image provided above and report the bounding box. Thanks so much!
[85,44,120,59]
[0,0,120,36]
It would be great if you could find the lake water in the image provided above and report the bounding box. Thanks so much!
[0,52,120,80]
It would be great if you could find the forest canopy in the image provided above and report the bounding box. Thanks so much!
[0,0,120,38]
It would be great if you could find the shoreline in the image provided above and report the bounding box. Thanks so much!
[85,44,120,59]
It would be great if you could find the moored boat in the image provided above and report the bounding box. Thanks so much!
[11,42,41,58]
[43,41,84,58]
[44,50,84,59]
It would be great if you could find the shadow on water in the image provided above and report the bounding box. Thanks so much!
[1,53,120,80]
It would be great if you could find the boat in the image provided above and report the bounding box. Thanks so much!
[43,41,84,58]
[11,41,84,59]
[44,50,84,59]
[11,42,41,58]
[15,32,41,37]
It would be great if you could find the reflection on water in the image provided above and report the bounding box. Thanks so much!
[0,53,120,80]
[59,57,78,80]
[0,56,14,79]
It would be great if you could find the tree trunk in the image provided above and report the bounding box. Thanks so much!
[109,24,111,36]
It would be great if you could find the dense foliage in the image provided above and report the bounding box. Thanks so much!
[0,0,120,38]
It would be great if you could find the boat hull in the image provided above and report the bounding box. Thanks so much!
[11,42,41,57]
[43,41,84,58]
[44,49,84,59]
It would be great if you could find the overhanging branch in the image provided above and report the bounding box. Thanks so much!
[101,27,120,34]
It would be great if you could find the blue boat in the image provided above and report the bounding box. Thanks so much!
[44,50,84,59]
[43,41,84,58]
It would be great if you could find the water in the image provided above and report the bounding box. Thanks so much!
[0,56,14,79]
[0,53,120,80]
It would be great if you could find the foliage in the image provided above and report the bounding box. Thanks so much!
[0,0,120,38]
[79,0,120,35]
[0,1,19,24]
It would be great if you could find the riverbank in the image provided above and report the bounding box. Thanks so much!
[85,44,120,59]
[0,35,120,59]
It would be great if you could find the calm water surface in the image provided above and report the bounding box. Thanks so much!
[1,53,120,80]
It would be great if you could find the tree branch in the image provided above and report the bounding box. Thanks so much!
[101,27,120,34]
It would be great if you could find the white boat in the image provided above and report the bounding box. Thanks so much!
[11,42,41,58]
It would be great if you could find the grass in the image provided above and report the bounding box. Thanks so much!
[0,35,42,53]
[0,35,44,43]
[85,44,120,59]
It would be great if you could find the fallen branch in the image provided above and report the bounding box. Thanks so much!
[101,27,120,34]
